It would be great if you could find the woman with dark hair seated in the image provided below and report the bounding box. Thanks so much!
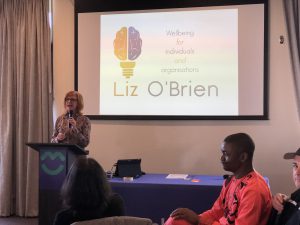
[53,156,125,225]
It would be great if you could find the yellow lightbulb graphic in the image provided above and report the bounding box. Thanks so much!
[114,26,142,79]
[120,61,136,78]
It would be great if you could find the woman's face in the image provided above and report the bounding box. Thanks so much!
[64,93,78,112]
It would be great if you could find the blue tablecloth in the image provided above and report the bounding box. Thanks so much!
[110,173,224,186]
[110,173,224,224]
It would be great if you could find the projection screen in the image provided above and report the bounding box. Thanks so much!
[75,0,268,120]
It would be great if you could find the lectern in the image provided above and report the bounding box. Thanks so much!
[27,143,87,225]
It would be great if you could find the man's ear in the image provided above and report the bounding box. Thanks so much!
[240,152,248,162]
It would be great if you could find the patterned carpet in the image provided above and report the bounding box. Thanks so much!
[0,217,38,225]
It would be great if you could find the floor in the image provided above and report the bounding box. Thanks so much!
[0,217,38,225]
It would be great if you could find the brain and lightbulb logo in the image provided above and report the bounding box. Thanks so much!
[114,26,142,79]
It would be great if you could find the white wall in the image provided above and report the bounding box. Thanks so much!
[53,0,300,195]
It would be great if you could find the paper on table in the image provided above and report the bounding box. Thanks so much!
[166,174,189,179]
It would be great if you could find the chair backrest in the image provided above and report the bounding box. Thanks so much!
[71,216,153,225]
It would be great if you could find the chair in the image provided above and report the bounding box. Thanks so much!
[71,216,154,225]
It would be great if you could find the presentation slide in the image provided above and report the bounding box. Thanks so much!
[100,9,238,115]
[77,4,265,118]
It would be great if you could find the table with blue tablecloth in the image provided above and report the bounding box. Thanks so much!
[109,173,224,224]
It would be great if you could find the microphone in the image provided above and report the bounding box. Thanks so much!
[68,110,73,128]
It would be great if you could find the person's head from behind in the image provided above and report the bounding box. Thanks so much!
[284,148,300,189]
[64,91,84,114]
[220,133,255,174]
[61,156,111,210]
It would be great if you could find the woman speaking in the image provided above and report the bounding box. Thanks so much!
[51,91,91,148]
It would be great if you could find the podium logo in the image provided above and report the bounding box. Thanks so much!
[41,151,65,176]
[114,26,142,79]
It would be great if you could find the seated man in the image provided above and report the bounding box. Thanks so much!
[165,133,272,225]
[267,148,300,225]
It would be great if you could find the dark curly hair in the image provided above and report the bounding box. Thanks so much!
[61,156,111,210]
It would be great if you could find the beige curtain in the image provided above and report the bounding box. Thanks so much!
[283,0,300,117]
[0,0,53,216]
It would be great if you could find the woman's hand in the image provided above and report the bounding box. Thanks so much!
[68,117,76,128]
[56,132,65,141]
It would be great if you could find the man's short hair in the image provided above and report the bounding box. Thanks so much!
[224,133,255,160]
